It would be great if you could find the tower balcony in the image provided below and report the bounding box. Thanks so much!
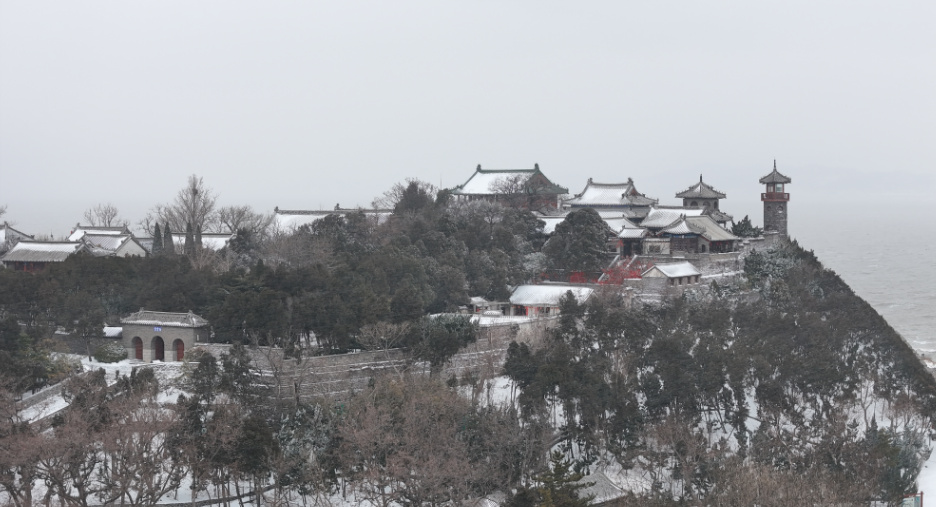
[761,192,790,202]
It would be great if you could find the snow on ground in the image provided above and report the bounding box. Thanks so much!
[18,355,186,425]
[916,444,936,497]
[16,359,936,503]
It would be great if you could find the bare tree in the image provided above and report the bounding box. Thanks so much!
[144,175,218,235]
[488,174,553,211]
[357,321,411,353]
[82,203,127,227]
[339,376,480,507]
[0,386,40,507]
[372,178,437,210]
[37,372,115,507]
[217,204,274,237]
[99,388,185,506]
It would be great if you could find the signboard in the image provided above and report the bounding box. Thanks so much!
[902,493,922,507]
[154,326,162,332]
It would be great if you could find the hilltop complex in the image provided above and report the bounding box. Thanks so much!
[2,161,791,329]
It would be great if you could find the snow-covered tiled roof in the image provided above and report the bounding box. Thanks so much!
[81,234,129,251]
[137,237,154,253]
[121,310,209,328]
[510,285,594,306]
[538,212,644,237]
[168,233,234,251]
[642,261,701,278]
[0,223,32,244]
[0,241,83,263]
[539,215,568,235]
[685,215,739,242]
[640,207,706,229]
[759,161,792,184]
[706,209,734,224]
[565,178,658,207]
[103,326,122,338]
[68,225,130,242]
[660,216,705,236]
[450,164,568,195]
[618,227,648,239]
[273,208,392,231]
[605,217,647,240]
[675,176,726,199]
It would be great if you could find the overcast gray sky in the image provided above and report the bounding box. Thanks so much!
[2,1,934,237]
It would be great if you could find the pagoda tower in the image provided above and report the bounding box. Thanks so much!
[759,161,791,235]
[676,175,726,211]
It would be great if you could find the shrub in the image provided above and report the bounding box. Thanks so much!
[93,340,127,363]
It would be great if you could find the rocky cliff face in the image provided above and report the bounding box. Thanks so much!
[502,239,936,503]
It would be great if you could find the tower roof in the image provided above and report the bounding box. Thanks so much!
[675,175,726,199]
[759,160,792,184]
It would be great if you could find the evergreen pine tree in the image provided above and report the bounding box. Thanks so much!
[163,223,175,255]
[152,223,163,255]
[731,215,763,238]
[534,451,594,507]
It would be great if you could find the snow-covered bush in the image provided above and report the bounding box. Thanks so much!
[93,340,127,363]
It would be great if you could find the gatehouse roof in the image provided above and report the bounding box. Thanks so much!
[121,310,209,328]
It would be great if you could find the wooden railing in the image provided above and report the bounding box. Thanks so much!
[761,192,789,201]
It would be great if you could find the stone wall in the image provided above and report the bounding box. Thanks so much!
[192,318,553,401]
[638,251,743,277]
[763,201,788,236]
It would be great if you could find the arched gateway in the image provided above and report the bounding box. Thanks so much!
[121,309,209,363]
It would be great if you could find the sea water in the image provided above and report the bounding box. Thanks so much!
[792,201,936,353]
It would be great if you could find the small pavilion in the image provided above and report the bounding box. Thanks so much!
[121,309,210,363]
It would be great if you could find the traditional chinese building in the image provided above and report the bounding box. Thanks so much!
[641,261,702,287]
[564,178,658,221]
[674,176,733,225]
[449,164,568,211]
[80,234,148,257]
[509,285,594,317]
[121,310,210,363]
[657,215,740,254]
[0,241,84,272]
